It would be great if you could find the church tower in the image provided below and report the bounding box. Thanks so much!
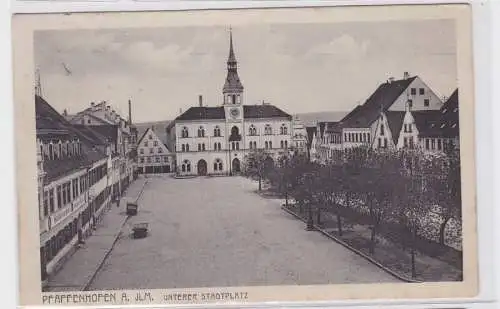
[223,28,244,106]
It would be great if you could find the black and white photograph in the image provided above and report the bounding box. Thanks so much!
[13,4,478,306]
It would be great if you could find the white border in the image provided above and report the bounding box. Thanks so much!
[3,0,498,308]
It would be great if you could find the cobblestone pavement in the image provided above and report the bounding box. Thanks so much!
[46,178,148,292]
[89,175,399,290]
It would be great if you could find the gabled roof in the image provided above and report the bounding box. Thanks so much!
[439,89,459,138]
[175,107,225,121]
[73,125,115,145]
[384,111,406,144]
[137,127,172,152]
[341,76,417,128]
[412,110,443,137]
[243,105,292,120]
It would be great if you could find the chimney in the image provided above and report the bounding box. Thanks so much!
[198,95,203,107]
[388,77,395,84]
[404,71,409,80]
[128,99,132,125]
[63,109,68,116]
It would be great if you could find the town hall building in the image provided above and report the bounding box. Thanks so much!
[172,29,293,176]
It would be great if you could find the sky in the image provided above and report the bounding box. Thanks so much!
[34,19,457,123]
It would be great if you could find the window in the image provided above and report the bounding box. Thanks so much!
[404,124,407,133]
[249,141,253,149]
[344,133,347,142]
[284,140,288,148]
[198,126,205,137]
[249,125,257,136]
[404,137,408,148]
[378,138,381,148]
[437,139,442,150]
[236,143,239,150]
[380,124,385,136]
[49,189,54,213]
[156,157,160,163]
[425,139,430,150]
[144,141,148,147]
[181,144,185,152]
[383,138,388,148]
[269,141,272,149]
[214,159,223,171]
[198,144,201,151]
[419,88,425,95]
[411,88,416,95]
[140,158,144,163]
[149,148,153,154]
[182,127,189,138]
[367,133,370,142]
[265,141,269,149]
[186,144,189,152]
[182,160,191,173]
[158,148,163,153]
[148,134,152,140]
[252,141,257,149]
[153,141,158,146]
[264,125,272,135]
[408,100,413,108]
[431,139,436,150]
[280,141,284,148]
[147,157,151,163]
[424,99,430,107]
[215,142,218,150]
[408,124,412,133]
[43,191,49,216]
[202,144,206,151]
[140,149,144,154]
[164,156,168,162]
[280,124,288,135]
[409,138,414,149]
[214,126,221,137]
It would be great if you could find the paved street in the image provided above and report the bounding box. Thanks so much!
[89,175,398,290]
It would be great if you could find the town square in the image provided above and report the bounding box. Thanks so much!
[34,17,463,292]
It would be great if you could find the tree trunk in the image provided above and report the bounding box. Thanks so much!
[369,225,376,254]
[411,227,417,279]
[316,209,321,225]
[285,191,288,207]
[439,217,451,245]
[258,176,262,191]
[336,213,343,236]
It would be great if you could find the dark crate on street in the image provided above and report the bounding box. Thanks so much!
[126,202,138,216]
[132,222,149,239]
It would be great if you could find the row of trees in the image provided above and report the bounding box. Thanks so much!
[244,146,462,278]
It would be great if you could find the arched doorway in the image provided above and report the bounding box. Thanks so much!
[197,159,208,176]
[264,156,274,173]
[232,158,241,173]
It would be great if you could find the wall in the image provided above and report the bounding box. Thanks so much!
[388,76,443,112]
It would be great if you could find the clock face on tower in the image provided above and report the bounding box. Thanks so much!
[230,107,240,119]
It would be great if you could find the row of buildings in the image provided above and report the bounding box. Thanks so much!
[310,74,460,162]
[36,93,138,285]
[135,29,308,177]
[132,30,460,177]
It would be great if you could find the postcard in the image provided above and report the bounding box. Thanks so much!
[12,4,477,306]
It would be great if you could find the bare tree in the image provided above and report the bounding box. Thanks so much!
[244,149,272,191]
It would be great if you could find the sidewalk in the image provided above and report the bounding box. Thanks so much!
[45,178,148,292]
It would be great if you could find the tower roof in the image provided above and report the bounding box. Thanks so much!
[223,27,244,94]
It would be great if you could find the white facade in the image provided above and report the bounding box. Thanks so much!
[291,116,308,153]
[175,117,292,176]
[388,76,443,112]
[137,127,175,173]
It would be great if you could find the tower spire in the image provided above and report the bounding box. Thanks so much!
[35,67,42,97]
[223,27,244,105]
[228,26,236,64]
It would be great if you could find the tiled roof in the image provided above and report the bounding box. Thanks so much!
[439,89,459,138]
[175,107,225,121]
[341,76,417,128]
[243,105,292,120]
[86,125,119,143]
[324,121,342,134]
[385,111,406,144]
[174,104,292,121]
[412,110,443,137]
[35,95,107,182]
